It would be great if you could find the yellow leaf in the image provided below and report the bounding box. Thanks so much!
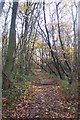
[18,4,29,11]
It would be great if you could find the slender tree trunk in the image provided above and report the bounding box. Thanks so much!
[56,2,71,72]
[43,1,63,79]
[71,1,78,82]
[73,22,77,81]
[78,0,80,82]
[78,1,80,117]
[0,0,5,16]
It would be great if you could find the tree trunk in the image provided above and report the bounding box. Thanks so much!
[78,1,80,117]
[3,2,18,89]
[0,0,5,16]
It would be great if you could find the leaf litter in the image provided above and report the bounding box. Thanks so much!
[2,69,78,119]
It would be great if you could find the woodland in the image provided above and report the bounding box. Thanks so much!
[1,0,80,119]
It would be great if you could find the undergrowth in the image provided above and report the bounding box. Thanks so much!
[59,76,78,97]
[2,69,41,106]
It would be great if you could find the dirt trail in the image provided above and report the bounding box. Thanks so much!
[6,69,76,119]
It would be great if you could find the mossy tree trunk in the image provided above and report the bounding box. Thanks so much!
[2,2,18,89]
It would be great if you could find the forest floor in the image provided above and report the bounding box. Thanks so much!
[2,69,78,119]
